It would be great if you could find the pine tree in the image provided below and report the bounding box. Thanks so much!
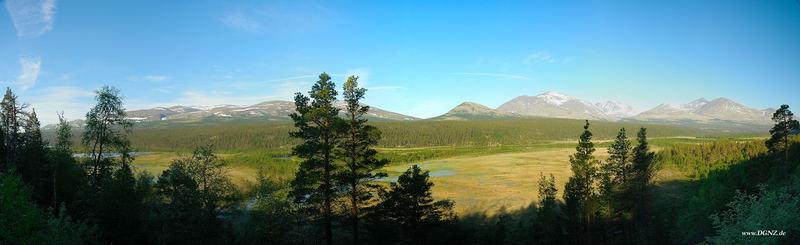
[338,75,389,245]
[630,127,654,242]
[20,109,50,204]
[563,120,599,244]
[538,172,558,209]
[81,86,133,188]
[289,73,343,245]
[378,165,455,245]
[1,87,28,171]
[766,104,799,166]
[600,128,632,218]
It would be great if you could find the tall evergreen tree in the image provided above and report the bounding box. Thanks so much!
[81,86,133,188]
[378,165,455,245]
[600,128,632,218]
[1,87,28,171]
[630,127,655,243]
[51,112,73,208]
[563,120,599,244]
[20,109,50,204]
[766,104,799,166]
[337,75,389,245]
[537,172,561,244]
[289,73,343,245]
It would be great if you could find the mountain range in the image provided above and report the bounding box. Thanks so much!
[47,91,775,130]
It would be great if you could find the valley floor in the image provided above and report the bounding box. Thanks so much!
[129,137,707,215]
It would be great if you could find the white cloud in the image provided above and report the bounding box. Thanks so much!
[3,57,42,91]
[5,0,57,39]
[523,51,555,64]
[143,75,169,82]
[451,72,533,80]
[27,86,94,125]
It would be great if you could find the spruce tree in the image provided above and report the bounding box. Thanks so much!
[337,75,389,245]
[1,87,28,171]
[20,109,49,204]
[766,104,799,166]
[600,128,632,218]
[563,120,599,244]
[289,73,343,245]
[630,127,654,242]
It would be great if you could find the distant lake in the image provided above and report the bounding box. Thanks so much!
[72,152,153,158]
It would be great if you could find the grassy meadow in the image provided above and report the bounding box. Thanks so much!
[128,135,730,215]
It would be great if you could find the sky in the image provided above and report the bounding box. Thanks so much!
[1,0,799,124]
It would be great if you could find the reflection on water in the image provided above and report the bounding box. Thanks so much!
[72,152,152,158]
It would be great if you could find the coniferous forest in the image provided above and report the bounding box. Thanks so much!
[1,72,799,244]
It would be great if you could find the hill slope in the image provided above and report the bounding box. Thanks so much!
[431,102,520,120]
[497,91,611,120]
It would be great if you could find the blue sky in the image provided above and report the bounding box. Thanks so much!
[1,0,799,124]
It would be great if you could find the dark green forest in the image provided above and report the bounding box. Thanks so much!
[2,75,799,245]
[47,117,711,153]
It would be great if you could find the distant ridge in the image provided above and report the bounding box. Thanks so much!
[632,97,773,124]
[45,91,776,131]
[496,91,611,120]
[431,102,519,120]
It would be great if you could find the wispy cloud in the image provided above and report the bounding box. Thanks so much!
[523,51,555,64]
[450,72,533,80]
[218,2,339,34]
[267,74,319,82]
[28,86,94,125]
[5,0,57,39]
[2,57,42,91]
[143,75,170,82]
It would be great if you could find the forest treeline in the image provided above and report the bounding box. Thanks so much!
[46,116,707,152]
[2,73,799,244]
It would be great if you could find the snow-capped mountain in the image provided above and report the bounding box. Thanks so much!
[595,99,637,118]
[496,91,610,120]
[124,100,419,123]
[632,98,773,124]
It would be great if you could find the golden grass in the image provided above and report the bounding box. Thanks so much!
[381,148,612,215]
[131,152,259,187]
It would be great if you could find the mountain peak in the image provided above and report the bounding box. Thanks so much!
[710,97,734,103]
[596,100,636,118]
[433,101,516,120]
[535,91,574,106]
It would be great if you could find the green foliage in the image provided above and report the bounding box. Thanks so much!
[563,120,600,243]
[154,156,205,244]
[153,145,236,244]
[1,87,28,171]
[370,165,456,245]
[766,104,799,165]
[96,165,147,244]
[704,184,800,244]
[288,73,344,245]
[82,85,134,187]
[0,170,46,244]
[338,76,390,244]
[97,118,705,152]
[654,137,800,244]
[240,167,299,244]
[656,140,767,178]
[45,203,100,245]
